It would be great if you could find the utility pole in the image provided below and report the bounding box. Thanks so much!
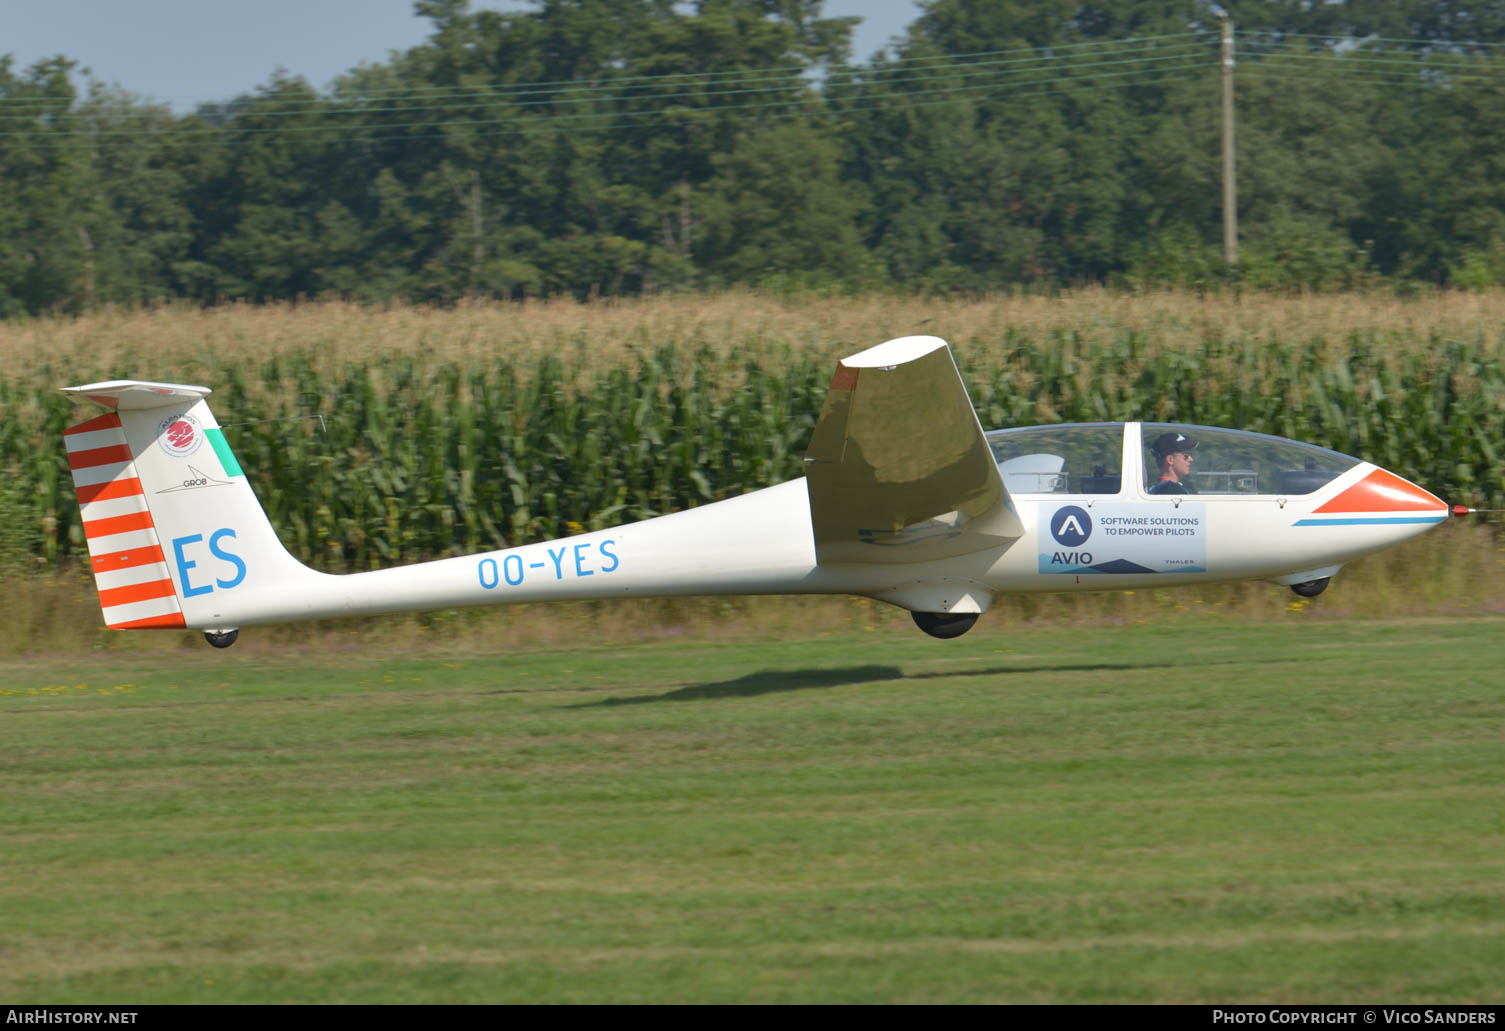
[1220,13,1238,274]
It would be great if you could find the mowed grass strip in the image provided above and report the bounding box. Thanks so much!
[2,619,1502,1003]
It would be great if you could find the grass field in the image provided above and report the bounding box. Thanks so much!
[3,617,1503,1003]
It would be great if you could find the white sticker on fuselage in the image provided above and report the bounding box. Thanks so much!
[1039,503,1206,574]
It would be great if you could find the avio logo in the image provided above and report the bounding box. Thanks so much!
[1050,506,1093,547]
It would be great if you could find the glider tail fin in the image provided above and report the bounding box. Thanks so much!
[62,381,311,631]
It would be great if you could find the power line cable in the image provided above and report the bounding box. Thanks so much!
[36,29,1505,146]
[0,54,1212,141]
[0,58,1214,147]
[0,35,1214,116]
[0,32,1207,110]
[1277,31,1505,49]
[0,42,1214,132]
[1240,50,1505,87]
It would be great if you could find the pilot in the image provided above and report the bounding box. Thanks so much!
[1149,431,1198,495]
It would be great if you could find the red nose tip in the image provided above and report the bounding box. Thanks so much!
[1453,505,1472,517]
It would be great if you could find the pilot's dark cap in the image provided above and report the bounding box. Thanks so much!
[1151,431,1198,457]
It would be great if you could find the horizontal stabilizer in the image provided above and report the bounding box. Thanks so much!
[804,336,1023,564]
[62,380,213,411]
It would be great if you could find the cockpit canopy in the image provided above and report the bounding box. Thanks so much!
[986,423,1124,495]
[984,423,1361,496]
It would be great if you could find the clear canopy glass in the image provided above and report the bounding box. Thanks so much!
[1141,423,1360,495]
[986,424,1124,495]
[984,423,1363,496]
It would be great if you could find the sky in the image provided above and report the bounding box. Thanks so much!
[1,1,925,112]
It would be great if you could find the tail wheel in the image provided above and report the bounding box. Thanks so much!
[912,611,979,639]
[204,629,239,649]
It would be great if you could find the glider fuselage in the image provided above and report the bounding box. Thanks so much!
[61,337,1449,640]
[176,422,1445,628]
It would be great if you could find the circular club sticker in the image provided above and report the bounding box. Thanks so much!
[158,412,203,458]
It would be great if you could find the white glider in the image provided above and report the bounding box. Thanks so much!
[62,336,1450,647]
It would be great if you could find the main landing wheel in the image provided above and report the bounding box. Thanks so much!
[912,611,979,639]
[1289,577,1330,598]
[204,629,239,649]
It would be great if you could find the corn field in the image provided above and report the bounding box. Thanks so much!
[2,295,1504,573]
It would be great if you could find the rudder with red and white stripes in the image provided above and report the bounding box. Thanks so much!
[64,411,187,630]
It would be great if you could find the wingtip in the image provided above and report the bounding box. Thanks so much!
[839,335,950,369]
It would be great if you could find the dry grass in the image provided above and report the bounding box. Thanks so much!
[6,288,1505,387]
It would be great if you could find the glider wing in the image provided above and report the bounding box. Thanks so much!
[803,337,1024,564]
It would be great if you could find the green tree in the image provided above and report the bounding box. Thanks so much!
[73,86,195,304]
[837,2,1176,287]
[696,121,869,285]
[0,57,100,314]
[1381,54,1505,284]
[183,75,365,300]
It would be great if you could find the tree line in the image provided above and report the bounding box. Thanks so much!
[4,0,1505,315]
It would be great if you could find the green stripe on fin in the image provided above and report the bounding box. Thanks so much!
[206,427,243,477]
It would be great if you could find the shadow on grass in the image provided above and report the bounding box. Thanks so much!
[572,664,905,707]
[572,655,1295,708]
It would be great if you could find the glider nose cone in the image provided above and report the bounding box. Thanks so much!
[1338,467,1447,512]
[1308,466,1449,536]
[1398,474,1449,515]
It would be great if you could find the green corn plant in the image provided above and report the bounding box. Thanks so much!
[6,332,1503,574]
